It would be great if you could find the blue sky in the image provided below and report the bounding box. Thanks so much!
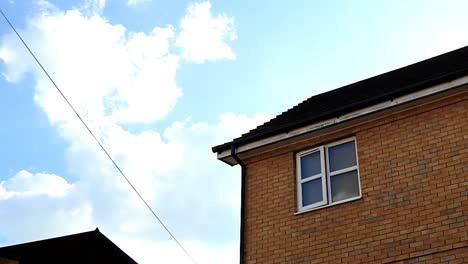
[1,0,468,263]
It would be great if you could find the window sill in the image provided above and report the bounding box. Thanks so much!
[294,196,362,215]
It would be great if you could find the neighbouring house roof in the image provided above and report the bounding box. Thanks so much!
[212,46,468,154]
[0,229,138,264]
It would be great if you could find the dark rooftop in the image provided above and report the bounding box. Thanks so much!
[0,229,138,264]
[212,45,468,153]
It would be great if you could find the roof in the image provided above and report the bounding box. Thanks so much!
[0,229,138,264]
[212,45,468,154]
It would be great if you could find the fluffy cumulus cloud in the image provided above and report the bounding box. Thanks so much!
[2,6,180,124]
[176,1,237,63]
[0,1,269,263]
[0,170,93,243]
[0,170,73,199]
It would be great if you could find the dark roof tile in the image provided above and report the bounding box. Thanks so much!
[212,45,468,153]
[0,229,138,264]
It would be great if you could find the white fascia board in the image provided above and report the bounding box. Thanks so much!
[218,75,468,165]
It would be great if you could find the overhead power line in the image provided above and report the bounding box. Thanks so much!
[0,9,198,264]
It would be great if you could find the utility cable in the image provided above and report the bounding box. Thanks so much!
[0,9,198,264]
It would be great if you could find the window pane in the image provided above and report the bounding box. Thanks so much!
[300,151,321,179]
[330,170,360,202]
[302,178,323,206]
[328,141,356,172]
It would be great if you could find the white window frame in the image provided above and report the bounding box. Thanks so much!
[296,147,327,211]
[296,137,362,212]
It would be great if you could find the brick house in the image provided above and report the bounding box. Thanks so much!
[212,47,468,263]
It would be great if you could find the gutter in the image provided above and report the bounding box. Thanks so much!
[231,143,246,264]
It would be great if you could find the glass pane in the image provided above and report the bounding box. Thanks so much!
[300,151,321,179]
[328,141,356,172]
[331,170,360,202]
[302,178,323,206]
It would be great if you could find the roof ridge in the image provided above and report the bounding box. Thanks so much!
[0,229,100,249]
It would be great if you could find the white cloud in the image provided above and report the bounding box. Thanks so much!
[115,236,239,264]
[176,1,237,63]
[0,170,94,243]
[0,170,73,199]
[127,0,151,6]
[0,112,270,264]
[1,8,181,125]
[0,1,269,264]
[79,0,106,14]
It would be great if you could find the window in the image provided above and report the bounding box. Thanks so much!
[296,137,361,212]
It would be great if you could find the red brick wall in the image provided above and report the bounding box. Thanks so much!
[242,91,468,263]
